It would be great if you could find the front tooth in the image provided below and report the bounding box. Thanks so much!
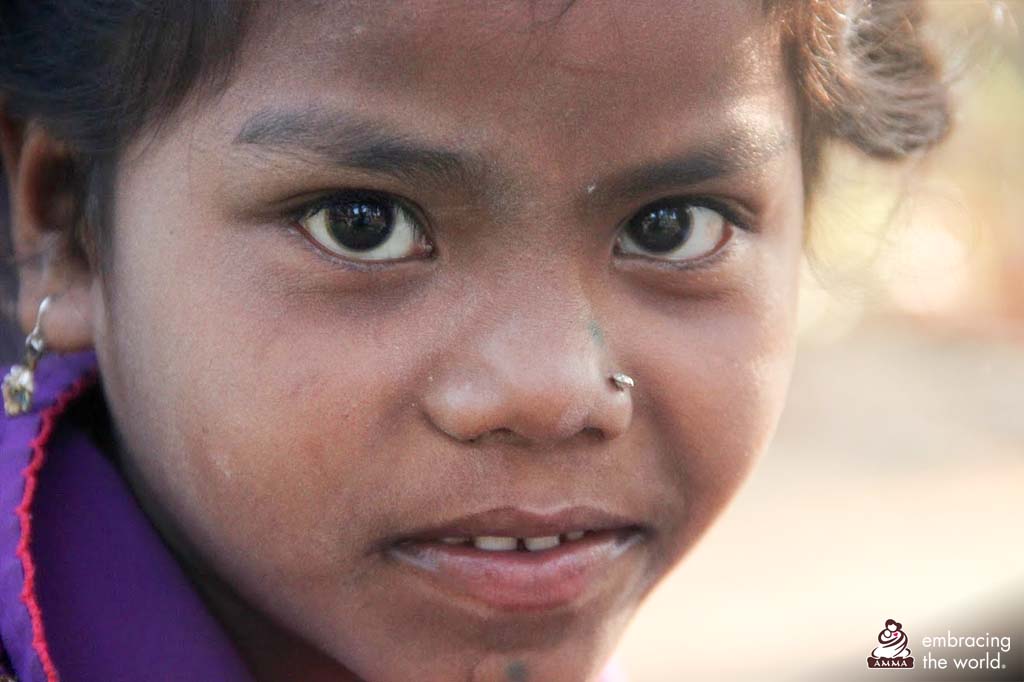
[440,537,467,545]
[473,536,518,551]
[524,535,561,552]
[565,530,585,541]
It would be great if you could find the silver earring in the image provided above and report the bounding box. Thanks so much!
[610,372,635,391]
[2,296,53,416]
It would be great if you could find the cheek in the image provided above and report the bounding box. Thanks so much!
[148,305,429,572]
[628,251,800,560]
[95,203,427,579]
[644,302,796,559]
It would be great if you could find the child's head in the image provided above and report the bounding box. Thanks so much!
[0,2,948,679]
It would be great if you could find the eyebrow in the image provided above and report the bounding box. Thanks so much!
[234,107,487,190]
[234,106,788,204]
[595,128,791,203]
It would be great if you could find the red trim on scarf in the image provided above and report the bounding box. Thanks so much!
[15,372,98,682]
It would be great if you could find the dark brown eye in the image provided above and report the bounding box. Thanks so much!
[617,200,729,262]
[625,204,693,253]
[298,193,431,262]
[326,199,394,251]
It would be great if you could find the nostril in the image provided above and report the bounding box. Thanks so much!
[476,428,529,446]
[459,428,518,446]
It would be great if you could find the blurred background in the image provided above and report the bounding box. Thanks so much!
[615,2,1024,680]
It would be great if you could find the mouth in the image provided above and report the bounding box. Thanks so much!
[382,506,649,612]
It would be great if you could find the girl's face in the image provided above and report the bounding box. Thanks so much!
[91,2,803,680]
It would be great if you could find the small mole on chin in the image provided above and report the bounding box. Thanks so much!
[506,660,529,682]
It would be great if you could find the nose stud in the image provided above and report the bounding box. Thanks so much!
[610,372,635,391]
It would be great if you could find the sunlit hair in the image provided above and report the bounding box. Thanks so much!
[769,0,950,184]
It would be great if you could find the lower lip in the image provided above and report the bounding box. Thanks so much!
[385,529,644,612]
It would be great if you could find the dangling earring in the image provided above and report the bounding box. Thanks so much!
[2,296,53,417]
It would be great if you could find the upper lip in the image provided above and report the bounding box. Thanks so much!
[388,505,645,545]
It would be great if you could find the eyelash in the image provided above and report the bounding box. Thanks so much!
[285,190,754,265]
[287,190,434,267]
[661,196,753,233]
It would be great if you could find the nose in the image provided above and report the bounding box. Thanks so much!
[421,305,634,446]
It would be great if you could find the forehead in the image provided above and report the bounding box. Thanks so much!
[224,1,788,149]
[253,1,777,91]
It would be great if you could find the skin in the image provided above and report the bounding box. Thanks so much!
[4,2,805,680]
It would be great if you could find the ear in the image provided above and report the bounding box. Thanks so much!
[1,111,96,351]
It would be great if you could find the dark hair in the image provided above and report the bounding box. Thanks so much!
[0,0,250,268]
[0,0,950,270]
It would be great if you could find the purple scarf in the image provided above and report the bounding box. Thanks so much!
[0,351,252,681]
